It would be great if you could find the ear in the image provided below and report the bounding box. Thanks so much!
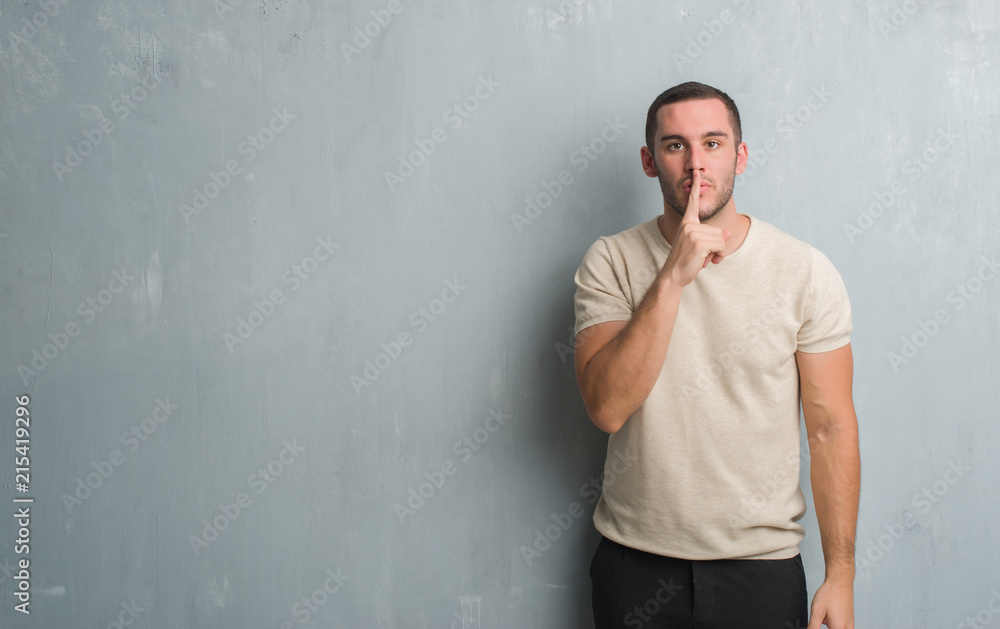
[640,146,658,178]
[734,141,749,176]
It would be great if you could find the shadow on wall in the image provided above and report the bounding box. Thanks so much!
[512,128,641,625]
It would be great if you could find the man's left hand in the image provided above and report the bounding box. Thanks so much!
[807,578,854,629]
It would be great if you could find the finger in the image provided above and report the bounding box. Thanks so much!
[806,609,824,629]
[710,229,733,264]
[681,170,701,224]
[703,246,724,267]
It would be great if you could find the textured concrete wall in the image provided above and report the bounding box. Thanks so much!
[0,1,997,627]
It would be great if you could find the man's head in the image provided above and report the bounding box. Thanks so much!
[644,82,742,151]
[640,82,747,222]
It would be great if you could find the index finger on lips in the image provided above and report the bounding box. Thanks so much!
[682,170,701,224]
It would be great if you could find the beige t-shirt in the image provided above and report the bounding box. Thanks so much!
[573,213,852,560]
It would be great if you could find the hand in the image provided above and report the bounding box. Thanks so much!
[660,170,732,287]
[807,578,855,629]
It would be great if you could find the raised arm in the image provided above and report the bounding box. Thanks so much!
[575,170,730,433]
[574,276,682,434]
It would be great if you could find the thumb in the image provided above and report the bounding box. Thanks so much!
[806,605,825,629]
[710,230,732,265]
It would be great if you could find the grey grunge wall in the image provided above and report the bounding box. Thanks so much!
[1,1,998,628]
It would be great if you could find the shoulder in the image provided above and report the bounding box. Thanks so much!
[749,215,814,258]
[746,217,851,304]
[749,216,841,272]
[587,217,659,258]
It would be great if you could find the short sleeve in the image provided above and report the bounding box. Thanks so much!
[796,247,853,353]
[573,238,633,336]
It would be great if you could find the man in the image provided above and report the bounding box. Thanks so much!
[572,81,859,629]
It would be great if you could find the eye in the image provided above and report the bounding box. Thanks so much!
[667,142,683,151]
[706,140,721,149]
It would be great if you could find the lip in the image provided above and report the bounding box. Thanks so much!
[683,183,710,192]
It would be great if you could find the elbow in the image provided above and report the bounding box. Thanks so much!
[590,414,617,434]
[805,411,859,452]
[587,401,626,434]
[578,365,627,434]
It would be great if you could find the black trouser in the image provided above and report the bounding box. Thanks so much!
[590,535,809,629]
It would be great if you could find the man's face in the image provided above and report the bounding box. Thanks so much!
[643,98,747,221]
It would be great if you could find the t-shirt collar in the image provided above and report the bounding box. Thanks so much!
[650,213,755,262]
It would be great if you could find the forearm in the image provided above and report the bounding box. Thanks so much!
[809,418,861,583]
[582,275,683,432]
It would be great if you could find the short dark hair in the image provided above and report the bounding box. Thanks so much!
[644,82,742,152]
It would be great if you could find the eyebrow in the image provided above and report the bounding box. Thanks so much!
[659,131,730,144]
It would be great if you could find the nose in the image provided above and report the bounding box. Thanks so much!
[685,146,704,177]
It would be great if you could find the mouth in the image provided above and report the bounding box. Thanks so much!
[683,182,710,193]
